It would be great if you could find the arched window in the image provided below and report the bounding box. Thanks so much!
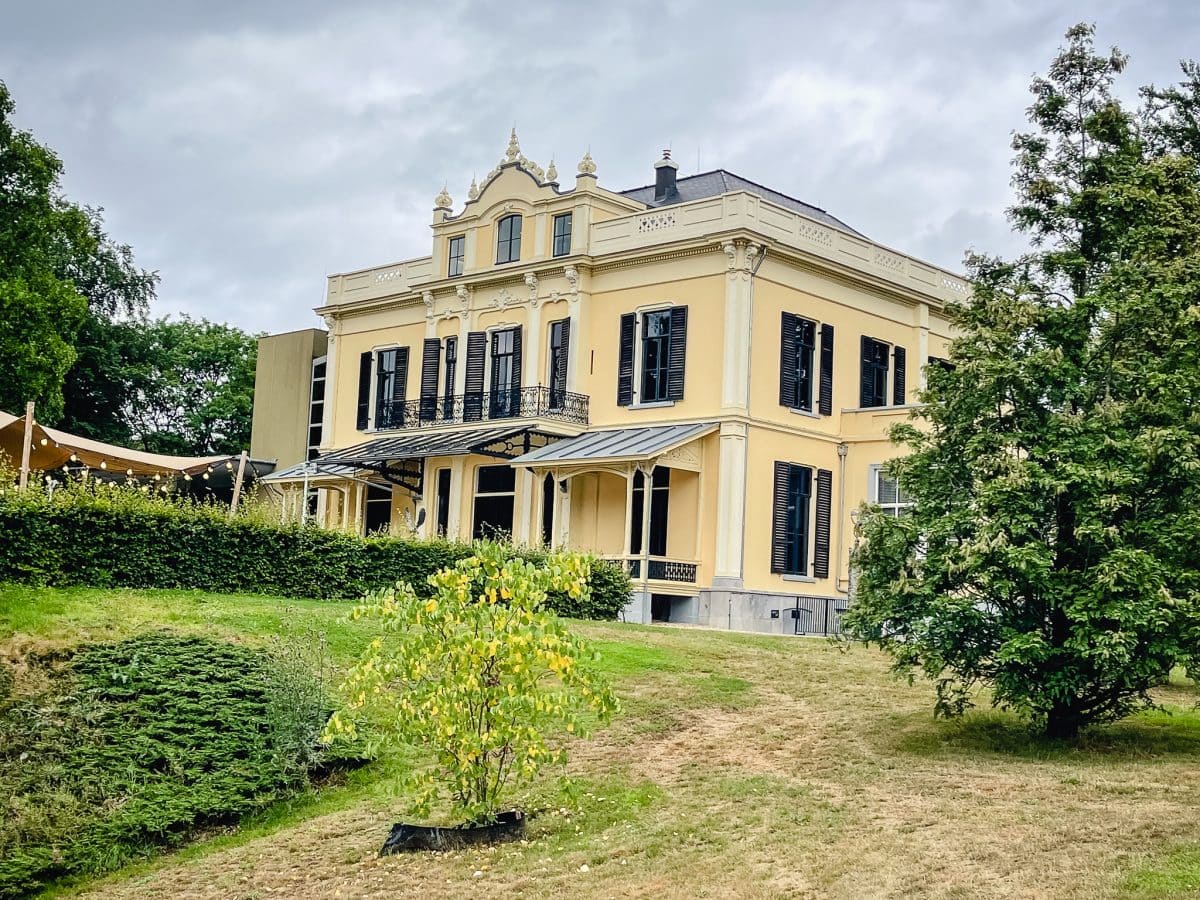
[495,214,522,264]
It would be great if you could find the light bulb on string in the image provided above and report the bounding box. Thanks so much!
[203,473,210,480]
[225,461,233,471]
[39,438,48,446]
[100,461,108,470]
[69,453,78,463]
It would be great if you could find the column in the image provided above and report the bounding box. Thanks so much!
[720,241,755,413]
[712,421,748,588]
[448,456,466,540]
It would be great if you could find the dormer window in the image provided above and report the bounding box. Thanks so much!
[496,215,522,264]
[447,235,464,277]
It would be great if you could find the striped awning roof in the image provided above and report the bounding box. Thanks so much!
[262,425,551,483]
[511,422,717,468]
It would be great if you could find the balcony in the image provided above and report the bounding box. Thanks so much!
[375,385,589,430]
[604,555,699,584]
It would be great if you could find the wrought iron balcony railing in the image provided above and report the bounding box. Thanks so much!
[603,555,700,584]
[374,385,588,430]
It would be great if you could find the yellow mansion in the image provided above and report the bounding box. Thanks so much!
[252,132,959,633]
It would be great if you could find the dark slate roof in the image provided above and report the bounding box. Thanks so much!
[618,169,863,237]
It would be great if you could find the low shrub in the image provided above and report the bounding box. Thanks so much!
[0,482,630,618]
[0,632,333,898]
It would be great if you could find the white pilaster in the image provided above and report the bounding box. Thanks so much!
[448,456,466,541]
[916,303,931,393]
[713,421,748,586]
[720,242,758,413]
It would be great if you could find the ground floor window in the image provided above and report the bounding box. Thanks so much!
[541,473,556,546]
[434,468,451,537]
[473,464,515,540]
[363,484,393,534]
[630,466,670,556]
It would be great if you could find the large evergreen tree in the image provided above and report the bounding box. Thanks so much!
[845,24,1200,739]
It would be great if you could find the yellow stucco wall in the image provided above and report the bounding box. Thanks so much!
[249,328,327,468]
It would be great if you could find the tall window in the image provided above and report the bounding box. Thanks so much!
[489,328,519,418]
[434,468,451,537]
[640,310,672,402]
[541,473,556,546]
[447,235,465,277]
[860,337,890,407]
[552,213,572,257]
[630,467,670,556]
[496,214,522,264]
[782,464,812,576]
[548,319,567,409]
[442,336,457,418]
[364,484,393,535]
[307,356,326,460]
[375,348,399,428]
[790,317,816,411]
[473,465,515,539]
[870,466,914,517]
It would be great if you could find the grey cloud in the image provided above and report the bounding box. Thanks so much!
[1,0,1197,332]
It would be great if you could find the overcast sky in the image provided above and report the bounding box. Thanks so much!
[3,1,1198,334]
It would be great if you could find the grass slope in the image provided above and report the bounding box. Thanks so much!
[3,584,1199,899]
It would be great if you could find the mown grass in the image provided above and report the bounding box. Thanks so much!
[4,584,1200,899]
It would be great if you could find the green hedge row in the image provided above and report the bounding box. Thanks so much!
[0,487,630,619]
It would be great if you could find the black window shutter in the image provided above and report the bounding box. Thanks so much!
[511,325,523,394]
[356,351,372,430]
[554,318,570,397]
[893,346,906,405]
[393,348,409,426]
[667,305,688,400]
[813,468,833,578]
[464,331,486,421]
[393,348,409,402]
[770,461,791,574]
[819,324,834,416]
[779,312,797,408]
[419,338,440,422]
[860,336,874,408]
[617,313,635,406]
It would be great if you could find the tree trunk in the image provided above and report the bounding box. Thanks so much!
[1044,704,1082,740]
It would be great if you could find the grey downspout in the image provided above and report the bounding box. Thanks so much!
[835,442,849,594]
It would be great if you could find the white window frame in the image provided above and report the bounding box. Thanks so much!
[868,464,914,517]
[630,302,676,409]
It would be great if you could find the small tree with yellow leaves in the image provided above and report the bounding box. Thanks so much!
[323,541,620,825]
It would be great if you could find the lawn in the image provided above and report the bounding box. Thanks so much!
[3,584,1200,899]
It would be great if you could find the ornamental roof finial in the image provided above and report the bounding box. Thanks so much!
[467,174,479,201]
[545,158,558,183]
[577,149,597,176]
[506,127,521,162]
[434,184,452,209]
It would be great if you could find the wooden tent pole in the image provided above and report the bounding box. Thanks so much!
[18,402,34,491]
[228,450,250,517]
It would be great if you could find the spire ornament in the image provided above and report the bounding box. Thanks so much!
[434,184,452,209]
[467,175,479,201]
[577,150,597,176]
[506,127,521,161]
[545,158,558,183]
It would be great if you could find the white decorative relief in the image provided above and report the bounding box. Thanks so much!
[375,269,406,283]
[797,220,834,247]
[874,249,905,273]
[941,276,969,295]
[637,211,676,233]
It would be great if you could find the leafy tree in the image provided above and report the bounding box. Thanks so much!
[123,316,258,456]
[0,81,89,420]
[844,24,1200,739]
[324,542,620,825]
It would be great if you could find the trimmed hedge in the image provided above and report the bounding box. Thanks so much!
[0,487,630,619]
